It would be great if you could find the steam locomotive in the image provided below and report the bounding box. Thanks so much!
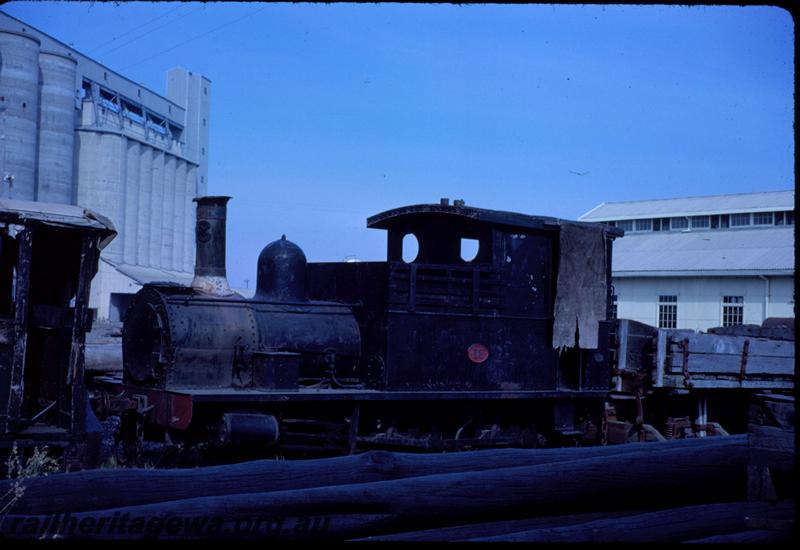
[95,196,793,463]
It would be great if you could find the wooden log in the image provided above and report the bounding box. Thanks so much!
[3,434,746,515]
[1,440,751,540]
[0,512,399,541]
[682,529,792,543]
[354,511,636,541]
[465,500,794,542]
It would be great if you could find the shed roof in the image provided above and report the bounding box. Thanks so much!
[580,190,794,222]
[612,226,794,277]
[105,259,193,286]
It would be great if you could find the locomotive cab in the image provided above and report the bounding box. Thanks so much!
[364,200,621,392]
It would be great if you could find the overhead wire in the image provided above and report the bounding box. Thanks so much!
[120,4,269,71]
[86,4,184,54]
[98,3,206,61]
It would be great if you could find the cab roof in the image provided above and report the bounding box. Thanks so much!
[367,203,624,236]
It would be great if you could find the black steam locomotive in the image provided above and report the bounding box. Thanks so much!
[98,195,625,461]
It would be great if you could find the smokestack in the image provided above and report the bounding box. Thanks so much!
[191,196,235,297]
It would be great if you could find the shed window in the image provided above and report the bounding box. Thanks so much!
[670,217,688,230]
[753,212,773,225]
[617,220,633,231]
[690,216,709,229]
[722,296,744,327]
[658,295,677,329]
[634,219,652,231]
[730,213,751,226]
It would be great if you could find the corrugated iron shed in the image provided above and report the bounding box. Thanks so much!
[612,226,794,277]
[580,190,794,221]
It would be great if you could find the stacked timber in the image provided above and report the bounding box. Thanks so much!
[0,408,793,541]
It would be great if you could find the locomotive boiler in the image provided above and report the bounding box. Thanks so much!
[119,197,362,453]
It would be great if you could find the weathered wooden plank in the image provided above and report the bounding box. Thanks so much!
[748,424,795,471]
[5,228,33,434]
[70,235,97,437]
[668,354,794,376]
[662,376,794,390]
[465,500,794,542]
[0,322,14,345]
[669,334,794,358]
[3,435,747,515]
[708,323,794,342]
[1,440,751,540]
[753,393,795,403]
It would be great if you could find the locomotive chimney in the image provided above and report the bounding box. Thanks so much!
[191,196,235,297]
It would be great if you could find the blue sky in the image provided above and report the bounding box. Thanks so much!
[2,2,794,289]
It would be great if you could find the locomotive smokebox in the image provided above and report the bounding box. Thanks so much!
[192,195,235,297]
[255,235,307,301]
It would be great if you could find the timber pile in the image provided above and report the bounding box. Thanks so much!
[0,402,793,541]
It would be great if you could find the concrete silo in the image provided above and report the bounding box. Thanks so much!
[36,50,77,203]
[0,30,40,200]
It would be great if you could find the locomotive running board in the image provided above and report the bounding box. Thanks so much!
[179,388,610,403]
